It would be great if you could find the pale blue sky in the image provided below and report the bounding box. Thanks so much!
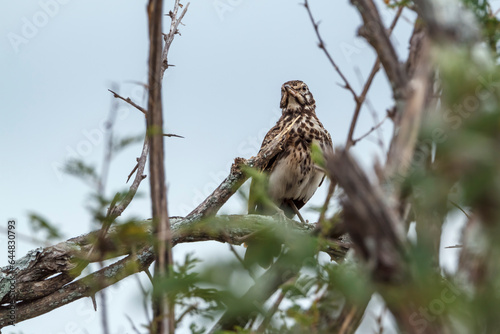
[0,0,439,333]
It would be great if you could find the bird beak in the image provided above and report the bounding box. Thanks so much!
[284,85,306,105]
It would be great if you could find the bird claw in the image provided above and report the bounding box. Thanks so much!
[273,208,289,224]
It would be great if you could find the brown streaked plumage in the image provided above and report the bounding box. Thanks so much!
[245,80,333,267]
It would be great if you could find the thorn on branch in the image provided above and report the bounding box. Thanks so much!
[163,133,184,138]
[144,268,154,283]
[127,163,139,183]
[90,294,97,311]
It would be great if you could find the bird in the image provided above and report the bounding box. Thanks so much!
[245,80,333,268]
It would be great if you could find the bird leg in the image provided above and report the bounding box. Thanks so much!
[287,199,306,224]
[266,202,289,224]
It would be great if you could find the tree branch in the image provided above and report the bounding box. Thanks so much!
[345,6,403,149]
[0,215,347,328]
[326,149,405,282]
[146,0,175,331]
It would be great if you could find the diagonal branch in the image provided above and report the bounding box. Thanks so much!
[326,149,405,282]
[187,116,301,220]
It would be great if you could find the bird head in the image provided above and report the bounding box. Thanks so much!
[279,80,315,112]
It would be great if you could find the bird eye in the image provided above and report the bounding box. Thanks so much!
[302,86,307,91]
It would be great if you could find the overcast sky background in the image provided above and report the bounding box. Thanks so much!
[0,0,466,333]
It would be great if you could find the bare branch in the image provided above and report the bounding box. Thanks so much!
[345,6,403,150]
[352,115,388,145]
[161,0,190,78]
[146,0,175,331]
[256,290,286,332]
[95,137,150,242]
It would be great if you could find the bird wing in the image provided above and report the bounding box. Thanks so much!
[247,118,285,214]
[258,120,285,173]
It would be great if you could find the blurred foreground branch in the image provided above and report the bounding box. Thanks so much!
[0,215,348,328]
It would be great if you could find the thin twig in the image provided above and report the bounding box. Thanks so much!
[449,200,471,219]
[125,314,142,334]
[352,115,389,145]
[339,306,358,334]
[256,290,286,332]
[135,275,152,321]
[353,67,386,151]
[108,89,147,116]
[98,84,119,197]
[96,88,121,334]
[304,0,359,102]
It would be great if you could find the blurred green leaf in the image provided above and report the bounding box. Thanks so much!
[63,158,98,186]
[27,212,62,240]
[112,134,143,155]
